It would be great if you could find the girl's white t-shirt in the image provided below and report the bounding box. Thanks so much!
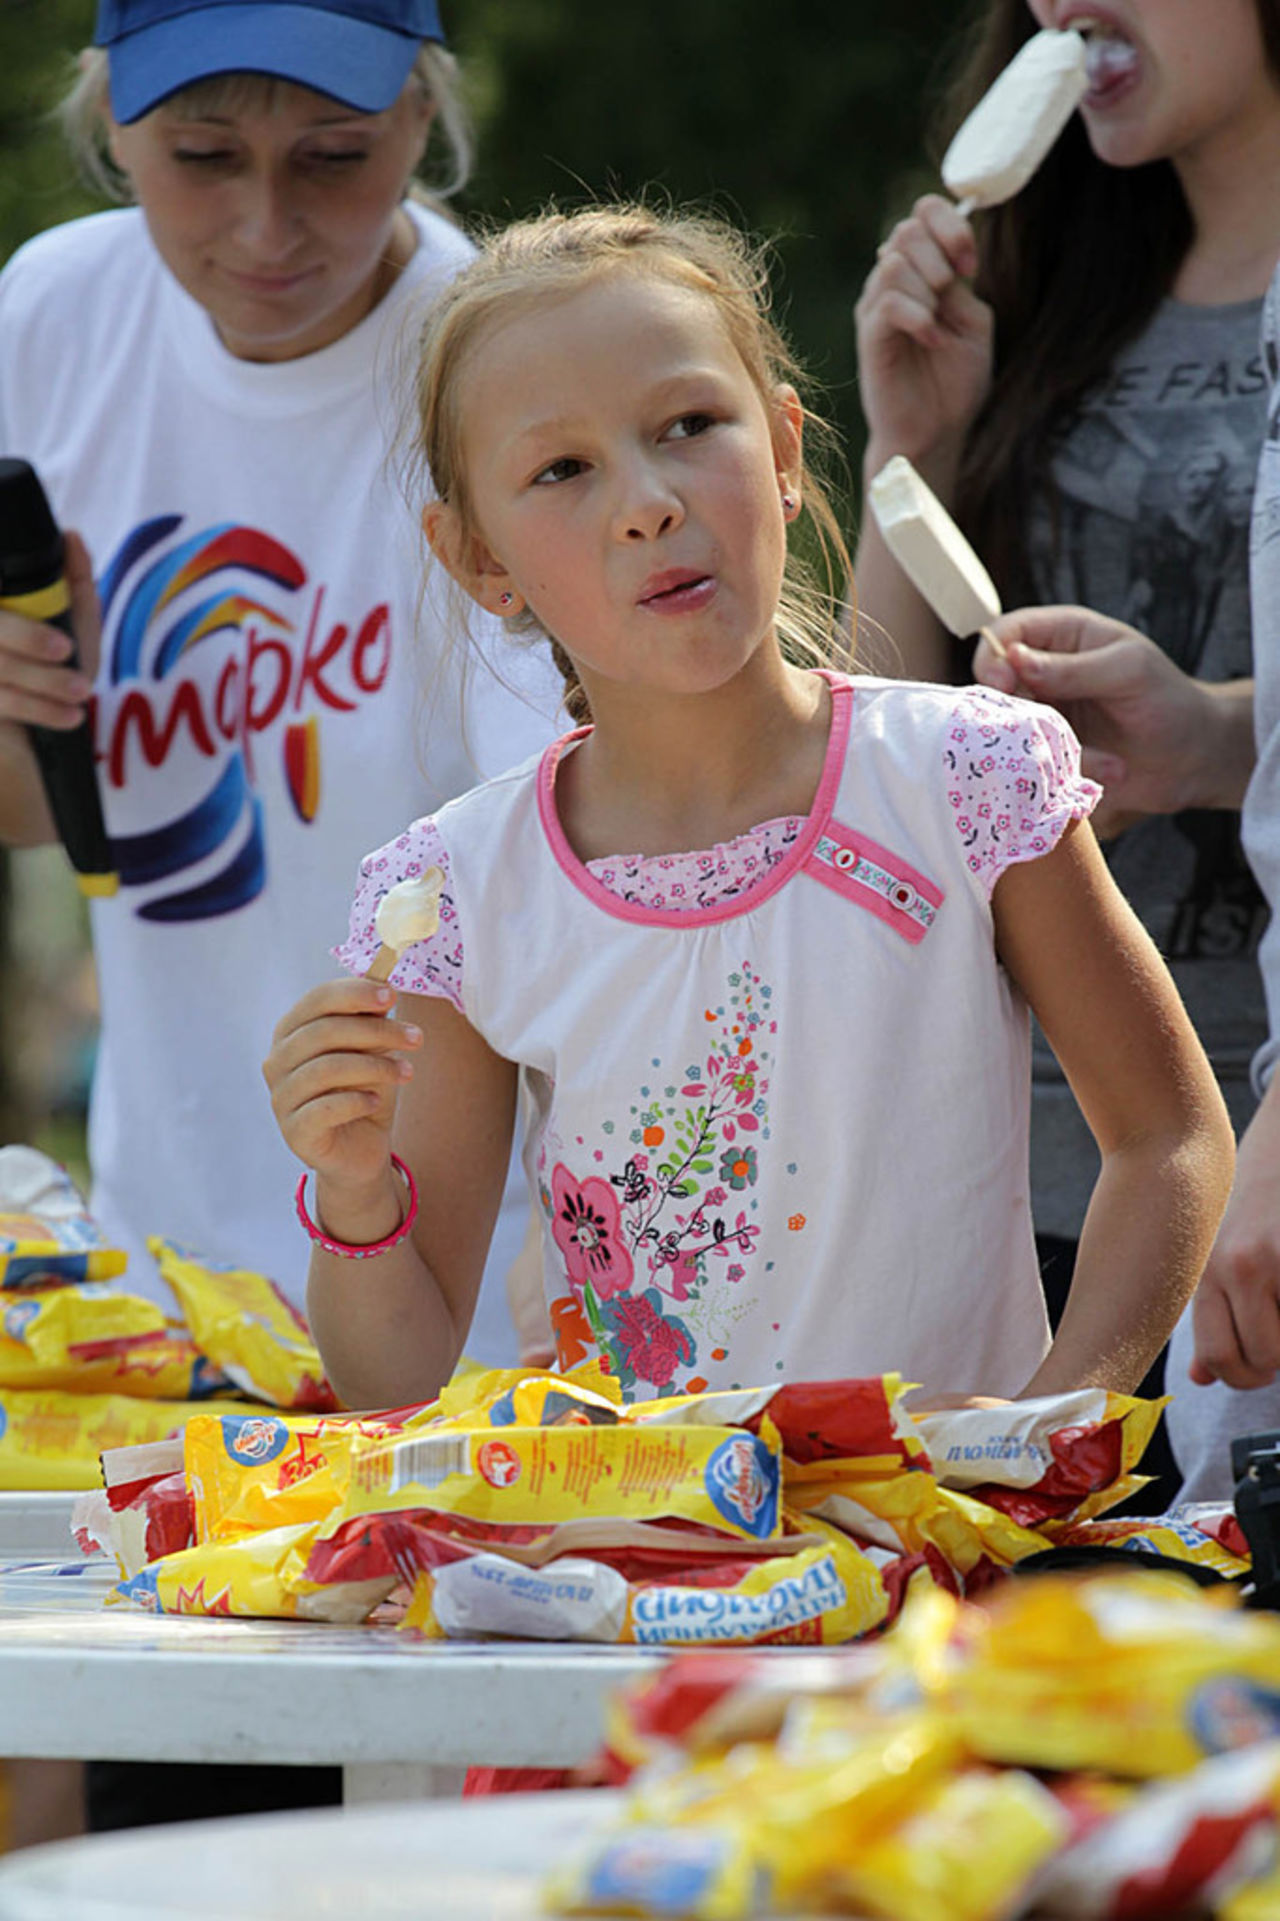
[342,675,1098,1402]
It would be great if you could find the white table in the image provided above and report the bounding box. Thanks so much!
[0,1559,665,1803]
[0,1494,82,1563]
[0,1791,647,1920]
[0,1791,835,1920]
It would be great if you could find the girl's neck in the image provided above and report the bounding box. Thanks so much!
[557,653,832,864]
[1172,91,1280,304]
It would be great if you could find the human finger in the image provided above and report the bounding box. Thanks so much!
[858,286,949,352]
[63,531,103,682]
[1077,747,1129,789]
[1000,636,1144,706]
[1191,1277,1278,1391]
[898,193,979,279]
[972,630,1020,693]
[934,274,994,345]
[1226,1283,1280,1388]
[0,611,93,728]
[268,1040,412,1164]
[265,1012,422,1108]
[987,604,1139,658]
[876,216,964,302]
[268,977,398,1053]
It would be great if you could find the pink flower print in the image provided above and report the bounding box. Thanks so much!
[607,1290,694,1388]
[726,1263,745,1284]
[550,1162,633,1300]
[705,1186,728,1207]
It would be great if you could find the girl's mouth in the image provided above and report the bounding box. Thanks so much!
[1077,22,1141,106]
[638,572,716,613]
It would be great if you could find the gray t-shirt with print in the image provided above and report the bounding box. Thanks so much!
[1024,296,1267,1238]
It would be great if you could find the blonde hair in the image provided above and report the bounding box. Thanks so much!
[58,41,471,205]
[409,203,854,722]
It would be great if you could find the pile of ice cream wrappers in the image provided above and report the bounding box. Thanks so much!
[550,1568,1280,1919]
[0,1145,336,1490]
[83,1354,1245,1637]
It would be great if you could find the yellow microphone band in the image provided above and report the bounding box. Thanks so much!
[0,580,71,620]
[76,872,120,899]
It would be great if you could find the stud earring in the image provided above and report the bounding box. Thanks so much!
[499,591,514,608]
[781,493,797,517]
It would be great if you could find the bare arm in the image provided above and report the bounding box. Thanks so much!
[0,531,101,846]
[264,976,517,1410]
[975,607,1254,831]
[991,820,1234,1397]
[853,195,994,683]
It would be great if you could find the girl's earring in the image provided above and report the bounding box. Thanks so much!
[781,493,798,519]
[499,591,514,608]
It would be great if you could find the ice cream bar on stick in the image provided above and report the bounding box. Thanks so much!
[941,28,1089,215]
[366,868,444,983]
[868,456,1007,660]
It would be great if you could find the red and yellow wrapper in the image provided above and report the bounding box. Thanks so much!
[0,1388,273,1491]
[948,1570,1280,1778]
[149,1237,338,1412]
[0,1282,226,1400]
[340,1417,785,1542]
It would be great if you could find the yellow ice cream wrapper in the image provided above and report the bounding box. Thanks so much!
[0,1389,274,1491]
[341,1416,784,1540]
[149,1237,336,1412]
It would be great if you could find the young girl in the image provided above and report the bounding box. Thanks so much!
[265,203,1234,1415]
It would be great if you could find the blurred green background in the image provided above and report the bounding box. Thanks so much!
[0,0,965,1164]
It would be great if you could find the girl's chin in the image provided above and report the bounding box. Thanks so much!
[1079,112,1161,171]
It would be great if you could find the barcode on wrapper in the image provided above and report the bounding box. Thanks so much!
[387,1433,473,1493]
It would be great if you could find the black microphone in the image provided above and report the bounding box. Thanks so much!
[0,458,117,897]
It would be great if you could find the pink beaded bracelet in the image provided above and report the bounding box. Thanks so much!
[294,1153,419,1260]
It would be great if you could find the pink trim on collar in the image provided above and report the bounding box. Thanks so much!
[534,672,855,928]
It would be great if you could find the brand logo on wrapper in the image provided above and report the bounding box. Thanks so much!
[1190,1678,1280,1753]
[476,1439,523,1489]
[222,1415,289,1466]
[704,1434,779,1538]
[2,1300,40,1340]
[585,1829,746,1908]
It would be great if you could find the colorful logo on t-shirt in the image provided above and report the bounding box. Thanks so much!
[94,515,392,921]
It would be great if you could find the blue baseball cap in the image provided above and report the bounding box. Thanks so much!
[95,0,445,124]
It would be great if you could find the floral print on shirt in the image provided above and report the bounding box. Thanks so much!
[945,688,1099,899]
[541,961,774,1398]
